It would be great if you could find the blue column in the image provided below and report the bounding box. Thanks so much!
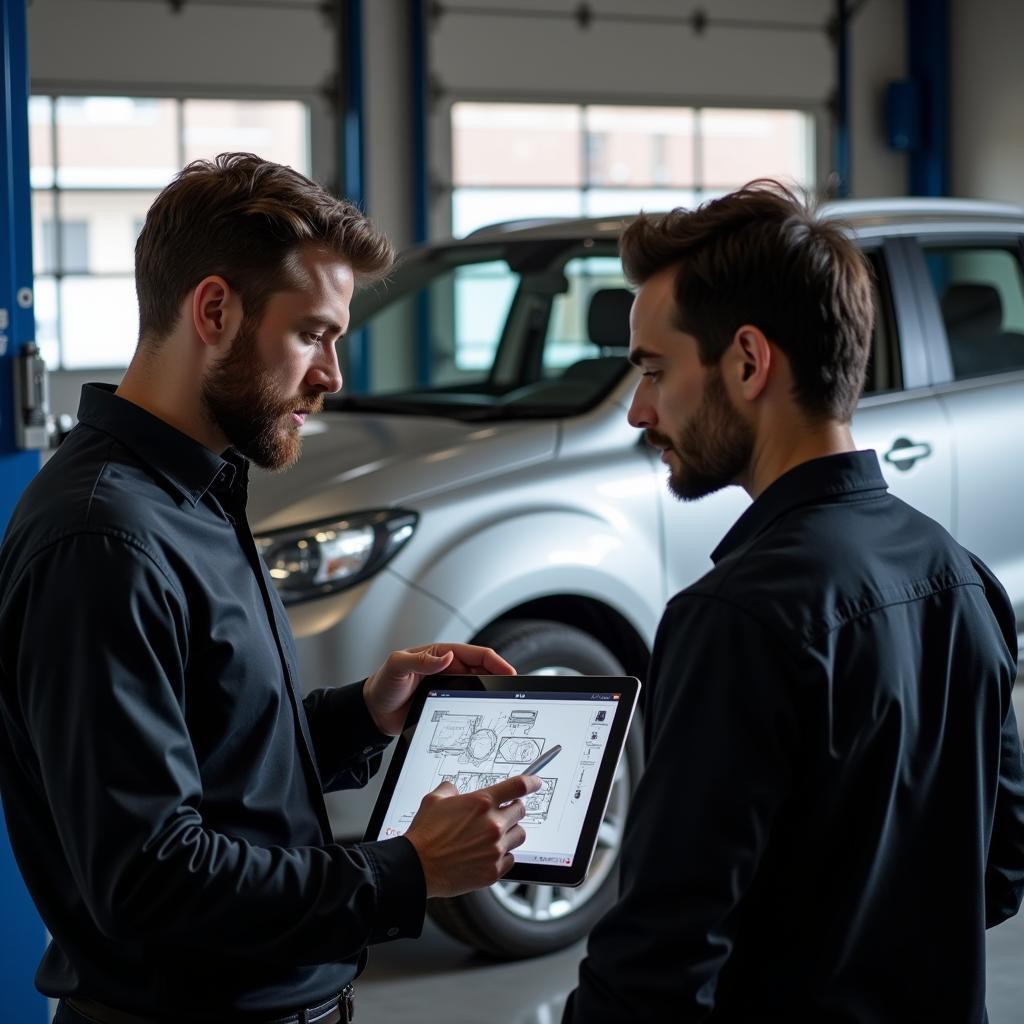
[0,0,49,1021]
[410,0,431,385]
[834,0,851,198]
[339,0,370,393]
[907,0,949,196]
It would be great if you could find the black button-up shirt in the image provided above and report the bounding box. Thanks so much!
[0,384,425,1020]
[567,450,1024,1023]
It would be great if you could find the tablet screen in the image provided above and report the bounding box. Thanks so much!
[374,686,625,869]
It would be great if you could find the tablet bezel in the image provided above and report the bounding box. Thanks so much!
[363,674,641,887]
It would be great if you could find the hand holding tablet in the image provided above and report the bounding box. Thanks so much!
[366,674,641,888]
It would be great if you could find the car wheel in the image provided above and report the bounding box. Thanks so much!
[425,618,642,959]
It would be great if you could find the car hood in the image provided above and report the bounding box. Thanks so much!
[247,411,559,532]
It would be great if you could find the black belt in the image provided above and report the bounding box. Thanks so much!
[65,984,354,1024]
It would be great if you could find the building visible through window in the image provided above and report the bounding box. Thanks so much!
[29,95,311,370]
[450,102,815,237]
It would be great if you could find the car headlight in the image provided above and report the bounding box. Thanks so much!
[254,509,417,604]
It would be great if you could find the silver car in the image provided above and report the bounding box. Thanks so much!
[247,199,1024,958]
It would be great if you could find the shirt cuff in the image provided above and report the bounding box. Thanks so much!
[358,836,427,944]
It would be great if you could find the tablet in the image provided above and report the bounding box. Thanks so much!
[364,674,641,887]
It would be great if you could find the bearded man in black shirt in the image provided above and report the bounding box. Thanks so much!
[563,182,1024,1023]
[0,153,539,1024]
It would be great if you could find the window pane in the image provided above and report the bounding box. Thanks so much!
[453,103,582,187]
[925,247,1024,380]
[585,188,698,217]
[183,100,310,173]
[452,261,518,370]
[56,97,179,188]
[29,96,54,188]
[61,277,138,368]
[544,256,628,371]
[585,106,695,187]
[32,190,55,274]
[452,187,583,237]
[33,276,60,368]
[57,191,159,273]
[700,108,813,189]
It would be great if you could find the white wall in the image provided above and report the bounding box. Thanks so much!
[951,0,1024,204]
[849,0,907,196]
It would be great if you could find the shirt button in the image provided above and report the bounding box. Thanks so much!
[386,926,399,937]
[363,746,374,754]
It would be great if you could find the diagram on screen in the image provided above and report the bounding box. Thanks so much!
[423,708,560,819]
[522,776,557,822]
[496,736,546,765]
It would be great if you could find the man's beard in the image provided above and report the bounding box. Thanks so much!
[201,319,323,471]
[649,366,754,501]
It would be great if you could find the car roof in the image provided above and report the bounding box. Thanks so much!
[459,197,1024,245]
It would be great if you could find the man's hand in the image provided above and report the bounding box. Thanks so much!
[403,775,542,898]
[362,642,515,736]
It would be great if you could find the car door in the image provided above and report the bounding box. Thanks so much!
[851,239,954,531]
[905,233,1024,649]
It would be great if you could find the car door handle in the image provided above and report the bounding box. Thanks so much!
[884,437,933,471]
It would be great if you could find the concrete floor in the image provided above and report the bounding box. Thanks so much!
[357,912,1024,1024]
[353,684,1024,1023]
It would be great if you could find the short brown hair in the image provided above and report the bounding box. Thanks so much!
[619,180,874,421]
[135,152,394,343]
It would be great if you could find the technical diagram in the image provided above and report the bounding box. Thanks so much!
[523,777,557,822]
[496,736,546,765]
[430,714,481,754]
[449,771,510,794]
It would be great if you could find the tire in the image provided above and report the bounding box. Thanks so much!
[426,618,642,959]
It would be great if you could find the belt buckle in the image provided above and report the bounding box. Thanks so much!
[341,984,355,1023]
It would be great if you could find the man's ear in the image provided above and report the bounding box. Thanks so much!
[728,325,772,401]
[191,275,242,350]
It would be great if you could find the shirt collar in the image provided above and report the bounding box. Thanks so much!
[76,382,241,507]
[710,450,889,564]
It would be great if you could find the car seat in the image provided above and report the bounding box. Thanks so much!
[940,282,1024,378]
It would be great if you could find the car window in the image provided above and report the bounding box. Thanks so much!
[337,241,633,420]
[542,256,629,372]
[861,249,902,396]
[922,245,1024,380]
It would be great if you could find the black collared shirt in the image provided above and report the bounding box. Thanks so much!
[567,451,1024,1023]
[0,384,425,1021]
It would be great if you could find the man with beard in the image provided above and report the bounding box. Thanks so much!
[0,153,540,1024]
[562,182,1024,1022]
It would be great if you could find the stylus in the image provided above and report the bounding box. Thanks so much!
[523,744,562,776]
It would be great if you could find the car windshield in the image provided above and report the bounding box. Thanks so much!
[330,237,633,420]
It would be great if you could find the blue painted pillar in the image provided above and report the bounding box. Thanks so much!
[834,0,851,198]
[410,0,431,385]
[338,0,370,393]
[907,0,949,196]
[0,0,49,1021]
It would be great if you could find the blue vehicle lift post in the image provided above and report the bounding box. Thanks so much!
[1,0,49,1019]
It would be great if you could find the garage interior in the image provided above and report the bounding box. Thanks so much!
[3,0,1024,1021]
